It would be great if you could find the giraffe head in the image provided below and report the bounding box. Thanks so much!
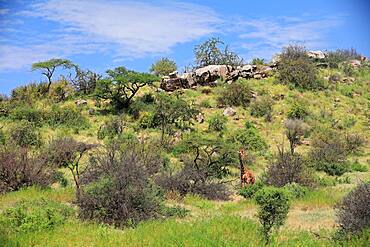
[238,149,245,157]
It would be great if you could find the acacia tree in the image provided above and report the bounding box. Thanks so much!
[150,58,177,76]
[31,58,75,92]
[95,67,159,110]
[47,137,97,201]
[194,37,243,68]
[284,119,308,154]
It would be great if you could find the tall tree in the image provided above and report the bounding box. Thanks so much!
[95,67,159,110]
[31,58,75,92]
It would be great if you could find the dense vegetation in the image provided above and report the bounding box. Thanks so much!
[0,42,369,246]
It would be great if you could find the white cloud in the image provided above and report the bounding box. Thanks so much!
[237,16,343,60]
[22,0,220,54]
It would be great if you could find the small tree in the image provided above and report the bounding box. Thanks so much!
[255,187,291,244]
[277,45,321,90]
[150,58,177,76]
[71,67,101,95]
[284,119,308,154]
[208,113,228,134]
[194,37,243,68]
[31,58,75,92]
[47,137,97,201]
[154,93,198,145]
[95,67,159,110]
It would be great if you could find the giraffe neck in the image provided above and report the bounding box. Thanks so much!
[239,153,245,175]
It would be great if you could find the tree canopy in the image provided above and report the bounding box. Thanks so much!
[150,58,177,76]
[31,58,75,92]
[95,67,159,110]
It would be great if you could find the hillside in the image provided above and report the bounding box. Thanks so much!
[0,45,369,246]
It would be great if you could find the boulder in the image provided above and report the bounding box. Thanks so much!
[160,76,189,92]
[223,107,236,117]
[75,99,88,106]
[193,65,233,85]
[307,51,326,59]
[349,59,362,67]
[196,113,204,123]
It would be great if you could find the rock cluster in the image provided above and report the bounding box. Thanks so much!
[160,64,275,92]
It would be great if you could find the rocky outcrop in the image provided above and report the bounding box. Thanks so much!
[160,64,275,91]
[193,65,234,85]
[75,99,88,106]
[223,107,236,117]
[307,51,326,59]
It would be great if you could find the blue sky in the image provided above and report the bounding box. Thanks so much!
[0,0,369,94]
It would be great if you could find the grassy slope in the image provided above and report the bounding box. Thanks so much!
[0,67,369,246]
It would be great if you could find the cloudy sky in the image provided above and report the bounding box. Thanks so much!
[0,0,369,94]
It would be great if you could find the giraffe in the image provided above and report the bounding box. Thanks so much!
[238,149,255,187]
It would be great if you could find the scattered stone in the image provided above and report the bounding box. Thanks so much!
[75,99,88,106]
[196,113,204,123]
[223,107,236,117]
[349,59,362,67]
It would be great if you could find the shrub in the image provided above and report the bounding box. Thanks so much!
[251,58,265,65]
[283,182,309,198]
[97,116,125,139]
[78,141,166,227]
[200,99,212,108]
[325,48,360,68]
[194,37,243,68]
[250,95,273,121]
[47,137,97,201]
[150,57,177,76]
[265,149,314,187]
[71,68,101,95]
[0,199,73,233]
[344,133,365,154]
[350,161,368,172]
[309,128,351,176]
[287,101,309,119]
[9,121,42,147]
[0,147,56,193]
[255,187,291,243]
[11,82,48,103]
[49,79,74,102]
[228,122,267,153]
[284,119,308,154]
[0,129,5,145]
[335,182,370,238]
[217,81,252,107]
[277,45,321,90]
[138,112,158,129]
[208,113,228,133]
[47,105,89,130]
[10,106,45,126]
[158,133,234,200]
[239,181,264,199]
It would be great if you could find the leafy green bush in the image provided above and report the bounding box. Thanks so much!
[11,82,48,103]
[138,111,158,129]
[208,113,228,133]
[228,122,267,152]
[277,45,321,90]
[239,181,264,199]
[250,95,273,121]
[97,116,125,139]
[217,81,252,107]
[283,182,309,198]
[0,199,73,233]
[10,106,45,127]
[287,101,309,119]
[251,58,265,65]
[9,121,42,147]
[200,99,212,108]
[0,129,5,145]
[47,105,89,130]
[350,161,368,172]
[255,187,291,243]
